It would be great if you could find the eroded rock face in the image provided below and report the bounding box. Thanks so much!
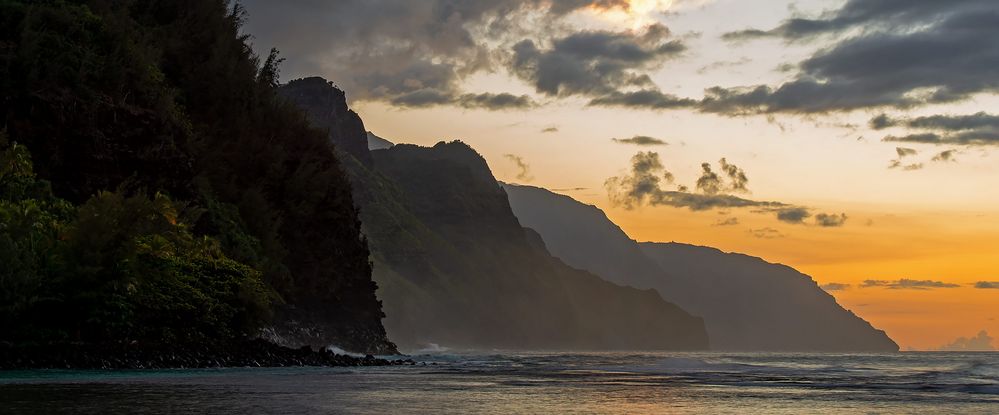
[503,183,899,352]
[279,77,373,165]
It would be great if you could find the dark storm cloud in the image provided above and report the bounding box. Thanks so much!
[706,1,999,114]
[873,113,999,146]
[612,136,669,146]
[240,0,647,110]
[861,279,960,290]
[510,24,686,99]
[504,154,534,182]
[606,152,846,228]
[820,283,852,292]
[974,281,999,289]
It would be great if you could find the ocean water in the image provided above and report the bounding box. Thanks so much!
[1,351,997,414]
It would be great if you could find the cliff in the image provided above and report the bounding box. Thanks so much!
[349,142,709,350]
[503,183,899,352]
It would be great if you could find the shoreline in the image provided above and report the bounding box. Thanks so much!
[0,339,415,370]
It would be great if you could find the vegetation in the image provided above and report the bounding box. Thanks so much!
[0,1,391,352]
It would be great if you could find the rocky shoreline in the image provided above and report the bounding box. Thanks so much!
[0,339,415,370]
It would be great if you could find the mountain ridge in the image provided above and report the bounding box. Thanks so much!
[503,183,898,352]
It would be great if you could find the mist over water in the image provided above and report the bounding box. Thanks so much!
[3,352,996,414]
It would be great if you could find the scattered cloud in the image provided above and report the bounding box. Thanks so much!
[815,213,848,227]
[696,57,752,74]
[938,331,996,352]
[748,227,784,239]
[932,150,958,162]
[820,283,852,292]
[974,281,999,289]
[588,89,698,110]
[888,160,923,171]
[861,279,960,290]
[606,152,847,228]
[896,147,918,158]
[874,112,999,146]
[612,135,668,146]
[713,217,740,227]
[393,91,536,110]
[504,154,534,182]
[541,126,559,133]
[775,207,810,224]
[606,152,787,212]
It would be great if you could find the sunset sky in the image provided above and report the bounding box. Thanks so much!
[242,0,999,350]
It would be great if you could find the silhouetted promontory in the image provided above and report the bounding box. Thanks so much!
[503,184,898,352]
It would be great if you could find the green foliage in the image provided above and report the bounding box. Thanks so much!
[0,0,392,351]
[0,140,272,344]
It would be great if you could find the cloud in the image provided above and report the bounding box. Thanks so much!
[393,90,536,110]
[887,147,922,171]
[775,207,810,224]
[888,159,924,171]
[896,147,918,158]
[696,57,751,74]
[748,227,784,239]
[504,154,534,182]
[240,0,656,110]
[874,112,999,146]
[719,158,748,193]
[713,217,740,227]
[605,152,790,212]
[510,24,686,99]
[815,213,848,227]
[605,152,845,228]
[938,331,996,352]
[932,150,958,162]
[861,279,960,290]
[612,135,668,146]
[588,89,698,110]
[541,127,559,133]
[974,281,999,289]
[709,1,999,114]
[820,283,852,292]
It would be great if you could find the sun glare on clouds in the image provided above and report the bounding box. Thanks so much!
[585,0,674,28]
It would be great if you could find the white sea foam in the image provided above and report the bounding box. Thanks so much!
[326,345,365,358]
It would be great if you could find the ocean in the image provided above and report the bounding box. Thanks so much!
[2,351,997,414]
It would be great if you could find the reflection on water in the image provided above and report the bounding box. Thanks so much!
[2,352,997,414]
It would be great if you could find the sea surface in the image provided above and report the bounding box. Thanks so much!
[1,351,997,414]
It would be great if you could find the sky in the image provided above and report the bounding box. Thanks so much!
[241,0,999,351]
